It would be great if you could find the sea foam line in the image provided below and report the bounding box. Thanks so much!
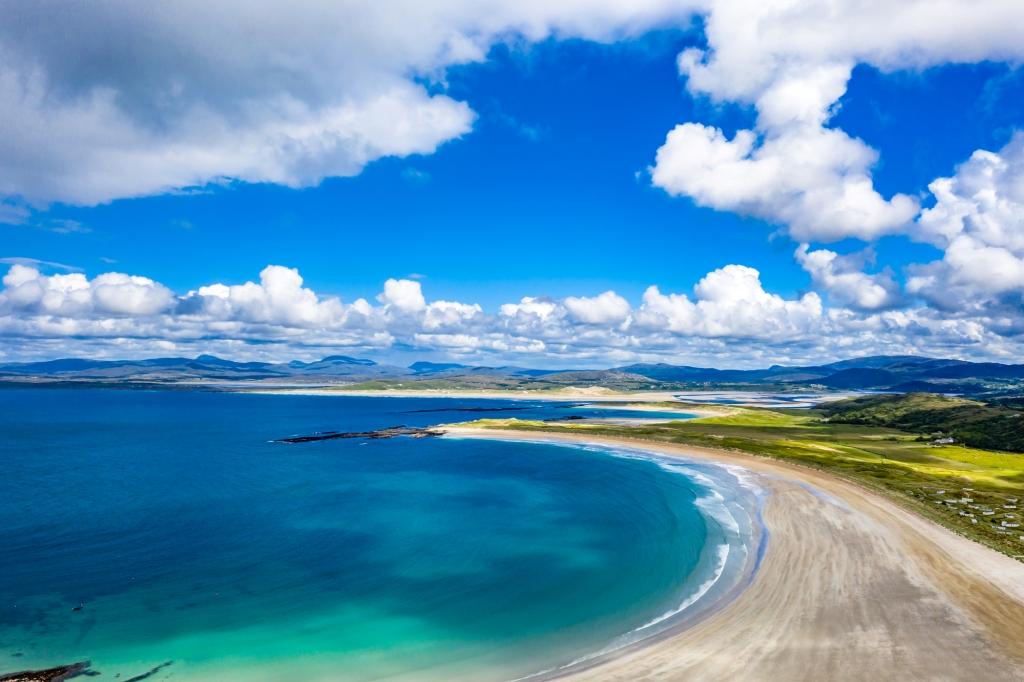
[631,542,731,633]
[486,437,765,682]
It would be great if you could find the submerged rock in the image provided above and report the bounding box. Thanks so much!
[0,662,94,681]
[122,660,173,682]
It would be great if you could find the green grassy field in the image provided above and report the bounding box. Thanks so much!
[820,392,1024,453]
[456,406,1024,560]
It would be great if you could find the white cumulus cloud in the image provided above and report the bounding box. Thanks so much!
[1,264,173,317]
[795,244,901,311]
[423,300,483,330]
[378,278,427,313]
[3,261,1024,366]
[0,0,697,206]
[187,264,357,327]
[635,264,822,338]
[651,0,1024,243]
[564,291,631,324]
[652,122,918,242]
[907,133,1024,309]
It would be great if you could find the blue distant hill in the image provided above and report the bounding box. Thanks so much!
[0,353,1021,395]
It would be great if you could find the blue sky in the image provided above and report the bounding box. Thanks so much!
[2,2,1024,367]
[11,33,773,303]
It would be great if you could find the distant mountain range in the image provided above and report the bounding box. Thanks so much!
[2,354,1023,396]
[615,356,1024,392]
[0,354,562,384]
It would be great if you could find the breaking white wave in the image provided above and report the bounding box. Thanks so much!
[504,438,766,681]
[631,541,731,633]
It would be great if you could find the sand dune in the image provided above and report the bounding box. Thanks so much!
[445,428,1024,682]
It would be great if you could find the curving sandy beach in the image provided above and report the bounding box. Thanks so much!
[445,427,1024,682]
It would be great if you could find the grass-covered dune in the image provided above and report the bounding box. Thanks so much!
[820,393,1024,453]
[453,404,1024,559]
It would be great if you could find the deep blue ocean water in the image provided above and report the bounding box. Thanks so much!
[0,388,740,680]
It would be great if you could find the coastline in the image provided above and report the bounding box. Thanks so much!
[244,387,688,403]
[242,387,728,416]
[445,427,1024,681]
[501,439,769,681]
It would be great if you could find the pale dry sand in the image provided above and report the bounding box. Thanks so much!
[446,427,1024,682]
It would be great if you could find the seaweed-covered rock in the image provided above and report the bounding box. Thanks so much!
[0,662,93,682]
[275,425,445,443]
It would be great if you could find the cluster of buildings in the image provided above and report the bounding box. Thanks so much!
[919,488,1022,540]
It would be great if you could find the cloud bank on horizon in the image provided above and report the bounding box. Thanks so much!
[1,0,1023,366]
[2,261,1018,368]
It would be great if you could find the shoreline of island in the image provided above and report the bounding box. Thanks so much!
[243,386,682,401]
[443,426,1024,681]
[241,386,736,416]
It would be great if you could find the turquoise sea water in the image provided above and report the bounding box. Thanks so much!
[0,388,755,680]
